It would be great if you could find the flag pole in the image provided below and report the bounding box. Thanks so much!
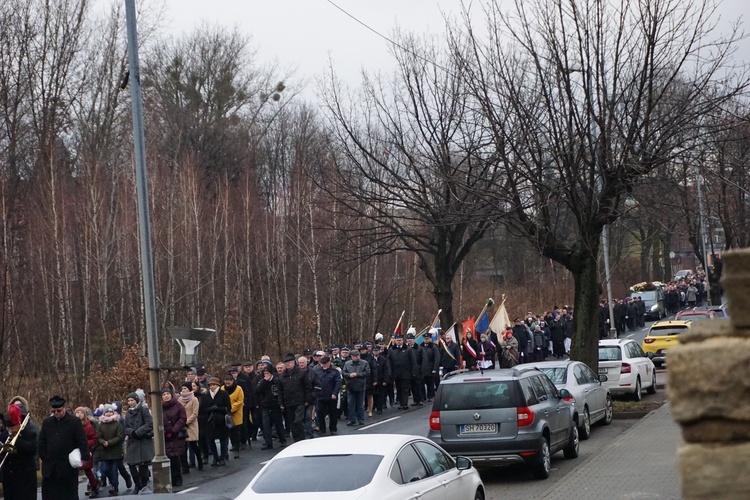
[389,310,406,348]
[475,298,494,334]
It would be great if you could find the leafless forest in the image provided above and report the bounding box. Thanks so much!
[1,0,749,407]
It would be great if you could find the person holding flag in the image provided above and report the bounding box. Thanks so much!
[438,326,460,377]
[461,318,479,371]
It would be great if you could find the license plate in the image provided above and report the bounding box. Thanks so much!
[460,423,497,434]
[598,368,608,374]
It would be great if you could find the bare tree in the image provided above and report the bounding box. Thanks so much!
[453,0,749,368]
[320,33,505,327]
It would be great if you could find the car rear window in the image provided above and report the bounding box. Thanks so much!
[252,454,383,493]
[440,381,517,410]
[539,367,567,385]
[598,346,622,361]
[649,326,688,336]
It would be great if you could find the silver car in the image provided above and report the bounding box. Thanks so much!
[520,361,613,439]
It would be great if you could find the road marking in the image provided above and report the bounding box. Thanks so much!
[627,334,634,338]
[178,487,198,494]
[260,460,270,465]
[358,416,400,430]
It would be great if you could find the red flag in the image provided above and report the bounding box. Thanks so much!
[462,318,475,340]
[393,310,405,336]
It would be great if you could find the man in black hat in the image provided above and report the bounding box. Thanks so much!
[388,334,417,409]
[38,395,90,500]
[277,354,312,442]
[0,403,38,499]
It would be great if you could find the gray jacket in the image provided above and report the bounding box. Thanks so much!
[124,403,155,465]
[343,359,371,392]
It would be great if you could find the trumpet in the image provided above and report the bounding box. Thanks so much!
[0,412,31,469]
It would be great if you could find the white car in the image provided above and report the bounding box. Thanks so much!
[521,360,613,440]
[598,339,657,401]
[236,434,485,500]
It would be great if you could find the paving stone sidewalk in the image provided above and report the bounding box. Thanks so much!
[541,403,683,499]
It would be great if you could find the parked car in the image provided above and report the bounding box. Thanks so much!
[675,308,715,322]
[427,368,579,480]
[237,434,484,500]
[641,320,692,367]
[520,360,613,440]
[598,339,657,401]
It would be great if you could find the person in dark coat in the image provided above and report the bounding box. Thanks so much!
[420,332,440,398]
[162,387,187,487]
[200,377,231,466]
[343,350,371,425]
[313,356,342,434]
[550,314,566,358]
[388,334,417,409]
[0,404,38,500]
[438,331,460,375]
[278,354,312,442]
[38,395,91,500]
[123,391,155,494]
[406,331,424,405]
[255,365,288,450]
[369,345,391,414]
[511,319,530,364]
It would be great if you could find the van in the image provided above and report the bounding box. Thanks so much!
[630,288,666,320]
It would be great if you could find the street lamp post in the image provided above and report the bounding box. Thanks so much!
[695,163,712,305]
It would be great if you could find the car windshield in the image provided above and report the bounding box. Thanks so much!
[650,327,687,337]
[441,381,517,410]
[252,454,383,493]
[539,368,567,385]
[598,346,622,361]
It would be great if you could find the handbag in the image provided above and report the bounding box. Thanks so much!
[224,412,235,429]
[177,427,188,440]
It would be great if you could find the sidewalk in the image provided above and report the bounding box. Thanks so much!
[542,402,683,499]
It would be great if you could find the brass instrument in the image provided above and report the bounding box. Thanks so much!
[0,412,31,468]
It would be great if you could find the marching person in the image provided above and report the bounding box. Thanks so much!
[314,355,342,434]
[256,364,288,450]
[200,377,231,466]
[406,330,424,406]
[388,333,417,409]
[343,349,371,426]
[123,391,155,494]
[369,344,390,414]
[278,354,312,442]
[38,395,91,500]
[96,404,124,496]
[420,331,440,399]
[222,373,245,459]
[0,404,38,500]
[462,329,479,370]
[162,387,187,487]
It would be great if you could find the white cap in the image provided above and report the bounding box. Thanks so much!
[407,326,417,335]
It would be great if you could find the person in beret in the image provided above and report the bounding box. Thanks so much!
[199,376,231,466]
[0,404,38,499]
[38,395,91,500]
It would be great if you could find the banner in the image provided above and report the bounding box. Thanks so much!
[489,298,511,335]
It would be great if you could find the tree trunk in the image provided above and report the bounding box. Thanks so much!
[569,254,601,371]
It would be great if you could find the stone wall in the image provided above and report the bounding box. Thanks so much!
[668,249,750,500]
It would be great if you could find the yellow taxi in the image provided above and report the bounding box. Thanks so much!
[641,320,691,367]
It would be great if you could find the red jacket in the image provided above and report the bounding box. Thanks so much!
[82,419,97,469]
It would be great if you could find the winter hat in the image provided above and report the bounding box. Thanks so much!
[207,377,221,386]
[282,353,296,363]
[181,382,193,391]
[127,392,139,402]
[93,404,104,417]
[4,404,22,426]
[161,387,173,395]
[74,406,88,417]
[112,401,122,414]
[102,404,115,414]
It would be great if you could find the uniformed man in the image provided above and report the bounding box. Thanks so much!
[406,329,424,406]
[388,333,417,409]
[420,330,441,402]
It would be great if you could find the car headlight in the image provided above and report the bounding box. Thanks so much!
[650,304,659,312]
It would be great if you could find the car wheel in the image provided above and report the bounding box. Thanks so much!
[563,424,579,459]
[531,438,551,479]
[647,371,657,395]
[632,377,642,401]
[602,395,613,425]
[579,407,591,440]
[474,488,485,500]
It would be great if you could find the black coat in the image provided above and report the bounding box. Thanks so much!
[200,389,231,440]
[123,403,155,465]
[278,366,313,407]
[439,340,461,373]
[0,419,38,474]
[369,354,391,384]
[38,411,90,479]
[388,345,417,380]
[162,397,187,458]
[255,374,282,410]
[420,343,440,376]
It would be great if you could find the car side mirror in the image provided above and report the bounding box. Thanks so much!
[646,352,654,359]
[559,388,571,399]
[598,374,608,382]
[455,456,472,471]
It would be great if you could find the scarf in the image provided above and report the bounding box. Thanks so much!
[99,413,119,424]
[178,391,194,404]
[209,387,219,398]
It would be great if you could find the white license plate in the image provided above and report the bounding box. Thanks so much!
[460,423,497,434]
[598,368,608,374]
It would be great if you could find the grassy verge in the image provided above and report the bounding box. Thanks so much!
[613,399,665,413]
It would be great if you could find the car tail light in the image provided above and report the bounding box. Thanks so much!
[429,411,441,431]
[621,363,632,374]
[563,394,576,404]
[517,406,535,427]
[643,338,655,344]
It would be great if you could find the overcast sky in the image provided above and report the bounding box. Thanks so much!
[156,0,750,100]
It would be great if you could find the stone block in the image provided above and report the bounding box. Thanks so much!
[667,336,750,429]
[679,441,750,499]
[722,248,750,331]
[681,318,740,344]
